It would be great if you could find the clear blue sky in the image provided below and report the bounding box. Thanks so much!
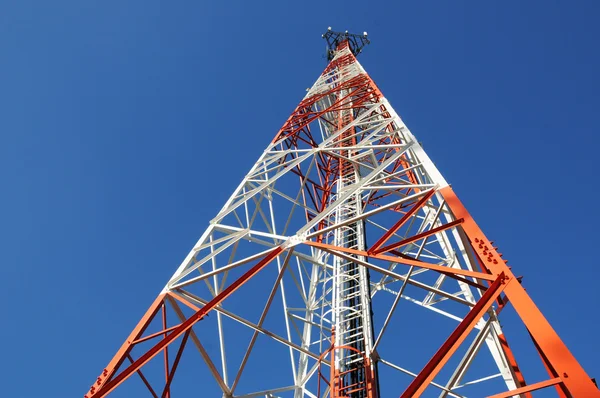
[1,1,599,396]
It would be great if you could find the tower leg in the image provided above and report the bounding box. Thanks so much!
[441,186,598,396]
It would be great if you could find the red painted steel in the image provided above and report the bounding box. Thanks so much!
[86,247,285,397]
[440,186,599,396]
[373,218,464,255]
[400,272,508,397]
[368,189,435,253]
[487,377,562,398]
[83,36,599,398]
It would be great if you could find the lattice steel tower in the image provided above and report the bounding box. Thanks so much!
[85,29,599,398]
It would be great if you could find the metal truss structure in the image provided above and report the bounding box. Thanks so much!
[323,27,370,61]
[84,31,599,398]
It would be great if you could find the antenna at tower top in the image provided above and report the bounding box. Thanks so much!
[322,27,370,61]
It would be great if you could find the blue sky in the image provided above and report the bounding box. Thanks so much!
[1,1,599,396]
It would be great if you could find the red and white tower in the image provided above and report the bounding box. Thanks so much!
[85,29,599,397]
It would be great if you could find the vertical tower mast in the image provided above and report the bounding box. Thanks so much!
[324,31,376,397]
[84,29,599,398]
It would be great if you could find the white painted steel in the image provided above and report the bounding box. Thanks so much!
[155,45,521,397]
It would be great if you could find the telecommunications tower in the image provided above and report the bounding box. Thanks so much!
[84,29,599,397]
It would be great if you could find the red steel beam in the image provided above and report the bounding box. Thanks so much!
[531,332,569,398]
[161,330,191,398]
[497,333,530,397]
[440,186,599,396]
[373,218,464,255]
[368,251,495,282]
[368,189,436,253]
[85,294,166,397]
[126,354,159,398]
[486,377,562,398]
[305,240,495,282]
[162,304,170,398]
[400,272,508,397]
[89,246,285,397]
[132,324,181,345]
